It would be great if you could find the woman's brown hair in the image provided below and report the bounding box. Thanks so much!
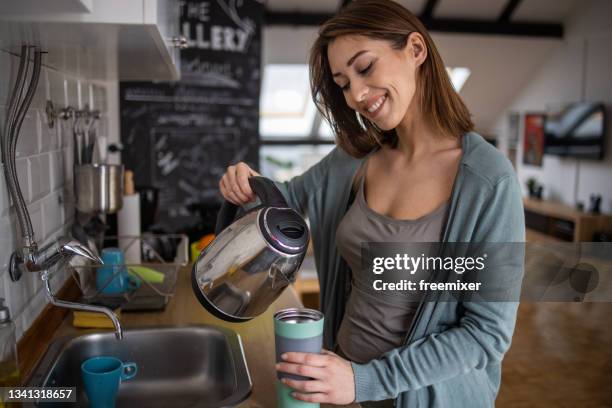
[309,0,474,158]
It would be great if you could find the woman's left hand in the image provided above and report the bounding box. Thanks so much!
[276,349,356,405]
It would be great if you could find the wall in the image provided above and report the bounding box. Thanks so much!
[494,0,612,213]
[0,48,114,340]
[262,26,563,137]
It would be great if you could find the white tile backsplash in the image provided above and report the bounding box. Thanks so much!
[38,153,52,197]
[0,165,10,217]
[0,216,17,270]
[29,155,50,203]
[0,48,110,341]
[27,201,43,243]
[0,270,6,311]
[4,262,40,321]
[61,145,74,184]
[42,191,63,238]
[15,158,30,203]
[64,77,79,111]
[14,286,47,339]
[39,110,60,154]
[15,112,40,158]
[47,68,67,111]
[0,51,10,106]
[50,150,64,191]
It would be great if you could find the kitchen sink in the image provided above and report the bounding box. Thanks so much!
[26,326,252,407]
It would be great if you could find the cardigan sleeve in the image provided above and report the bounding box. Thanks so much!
[350,173,525,401]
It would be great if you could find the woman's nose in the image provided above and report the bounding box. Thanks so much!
[351,82,369,105]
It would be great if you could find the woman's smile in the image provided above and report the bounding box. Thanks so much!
[365,93,387,118]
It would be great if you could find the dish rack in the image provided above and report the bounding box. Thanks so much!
[68,234,189,311]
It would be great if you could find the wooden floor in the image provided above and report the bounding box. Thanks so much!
[497,302,612,407]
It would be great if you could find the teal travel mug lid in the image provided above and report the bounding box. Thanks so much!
[274,308,324,339]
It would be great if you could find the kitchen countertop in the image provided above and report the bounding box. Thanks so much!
[40,265,357,408]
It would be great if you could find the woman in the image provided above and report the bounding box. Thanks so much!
[219,1,524,407]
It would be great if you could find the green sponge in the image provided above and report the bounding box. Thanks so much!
[128,266,165,283]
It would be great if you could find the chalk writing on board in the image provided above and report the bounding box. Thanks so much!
[120,0,262,234]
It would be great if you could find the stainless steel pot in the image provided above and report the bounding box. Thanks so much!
[74,164,124,214]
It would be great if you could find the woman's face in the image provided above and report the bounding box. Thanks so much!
[327,34,425,131]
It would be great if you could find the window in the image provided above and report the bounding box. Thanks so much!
[260,64,318,138]
[446,67,471,92]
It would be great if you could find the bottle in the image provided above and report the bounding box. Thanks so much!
[118,170,142,264]
[0,298,20,407]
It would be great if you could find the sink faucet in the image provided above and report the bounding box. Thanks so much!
[42,273,124,340]
[14,237,124,340]
[38,240,124,340]
[36,238,123,339]
[24,237,103,272]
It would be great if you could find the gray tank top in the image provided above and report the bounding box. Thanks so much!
[335,160,449,369]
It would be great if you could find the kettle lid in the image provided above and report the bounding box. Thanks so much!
[259,208,309,255]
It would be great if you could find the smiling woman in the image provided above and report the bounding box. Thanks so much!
[309,0,473,158]
[217,1,524,407]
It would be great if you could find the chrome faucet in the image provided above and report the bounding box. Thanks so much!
[42,272,124,340]
[24,238,124,340]
[12,237,103,274]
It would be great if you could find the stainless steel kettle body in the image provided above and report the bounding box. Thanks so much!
[192,177,310,321]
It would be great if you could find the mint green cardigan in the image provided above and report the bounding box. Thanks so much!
[276,132,525,407]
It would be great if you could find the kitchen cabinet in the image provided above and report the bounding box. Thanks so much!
[0,0,93,14]
[0,0,181,81]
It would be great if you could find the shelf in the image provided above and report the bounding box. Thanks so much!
[524,198,612,242]
[526,228,563,243]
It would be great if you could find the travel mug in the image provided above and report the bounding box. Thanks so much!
[274,308,324,408]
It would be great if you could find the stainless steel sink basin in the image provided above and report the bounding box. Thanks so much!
[27,326,252,407]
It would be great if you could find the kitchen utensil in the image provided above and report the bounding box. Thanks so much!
[97,135,108,163]
[81,356,137,408]
[274,308,324,408]
[75,164,124,214]
[96,248,141,295]
[74,128,82,165]
[192,176,310,322]
[83,110,99,164]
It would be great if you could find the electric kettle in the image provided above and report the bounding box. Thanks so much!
[192,176,310,321]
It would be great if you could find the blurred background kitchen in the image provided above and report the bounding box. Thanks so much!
[1,0,611,406]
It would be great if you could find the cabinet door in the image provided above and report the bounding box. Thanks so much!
[144,0,181,76]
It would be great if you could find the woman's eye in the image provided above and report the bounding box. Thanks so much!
[341,83,350,91]
[359,62,373,75]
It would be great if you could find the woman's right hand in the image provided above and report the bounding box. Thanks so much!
[219,162,261,205]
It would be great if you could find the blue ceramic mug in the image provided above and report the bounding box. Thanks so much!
[81,356,137,408]
[96,248,141,294]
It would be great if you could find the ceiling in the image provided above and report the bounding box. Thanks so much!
[260,0,584,136]
[264,0,580,24]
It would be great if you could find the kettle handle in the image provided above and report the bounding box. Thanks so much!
[249,176,288,207]
[215,176,288,235]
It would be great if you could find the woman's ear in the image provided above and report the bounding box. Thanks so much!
[407,32,427,67]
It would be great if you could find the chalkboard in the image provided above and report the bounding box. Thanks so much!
[120,0,263,234]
